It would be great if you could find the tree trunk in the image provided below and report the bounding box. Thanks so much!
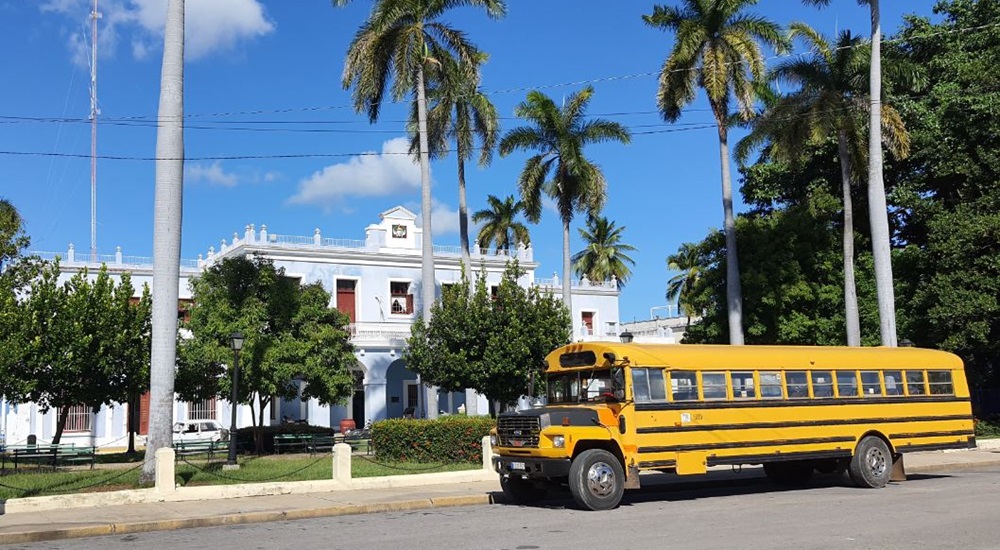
[716,120,744,345]
[457,154,471,276]
[127,394,137,454]
[142,0,184,485]
[838,131,861,346]
[562,217,572,309]
[52,405,70,445]
[415,65,439,419]
[867,0,897,347]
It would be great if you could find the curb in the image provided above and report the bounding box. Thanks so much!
[0,494,496,545]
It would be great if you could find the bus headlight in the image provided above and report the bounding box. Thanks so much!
[552,435,565,448]
[490,434,498,447]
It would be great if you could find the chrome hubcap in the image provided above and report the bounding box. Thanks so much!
[586,461,617,497]
[866,447,887,477]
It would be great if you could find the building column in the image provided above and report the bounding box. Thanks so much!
[366,378,387,422]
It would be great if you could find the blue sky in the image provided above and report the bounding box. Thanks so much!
[2,0,940,323]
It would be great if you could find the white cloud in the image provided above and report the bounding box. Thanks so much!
[414,199,460,237]
[288,138,423,207]
[41,0,274,64]
[185,161,238,187]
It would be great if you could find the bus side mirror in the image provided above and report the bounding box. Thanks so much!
[612,367,625,401]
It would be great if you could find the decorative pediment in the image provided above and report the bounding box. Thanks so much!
[379,206,417,221]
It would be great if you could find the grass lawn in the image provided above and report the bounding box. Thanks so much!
[0,455,481,500]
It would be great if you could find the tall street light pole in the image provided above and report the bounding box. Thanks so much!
[227,332,244,467]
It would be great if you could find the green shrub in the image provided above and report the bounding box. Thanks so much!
[974,416,1000,438]
[371,416,495,463]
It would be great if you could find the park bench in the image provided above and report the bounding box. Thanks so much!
[344,433,372,455]
[173,438,227,459]
[1,443,96,471]
[308,434,337,456]
[273,433,310,454]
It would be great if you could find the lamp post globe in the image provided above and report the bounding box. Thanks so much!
[619,331,634,344]
[227,332,244,466]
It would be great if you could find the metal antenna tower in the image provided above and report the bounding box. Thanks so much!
[89,0,101,261]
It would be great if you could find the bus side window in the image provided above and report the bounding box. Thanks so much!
[811,371,834,398]
[702,372,727,400]
[836,371,859,397]
[884,371,903,396]
[785,371,808,398]
[648,369,667,401]
[671,371,698,401]
[632,369,651,403]
[928,371,954,395]
[731,372,756,399]
[760,372,783,399]
[906,370,927,396]
[861,371,882,396]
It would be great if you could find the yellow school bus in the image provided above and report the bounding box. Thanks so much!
[491,342,975,510]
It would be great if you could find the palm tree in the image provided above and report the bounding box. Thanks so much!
[736,24,917,346]
[142,0,184,484]
[409,52,499,270]
[336,0,506,323]
[471,194,530,253]
[803,0,895,346]
[643,1,788,345]
[0,198,25,267]
[571,215,637,290]
[499,86,631,308]
[666,242,703,331]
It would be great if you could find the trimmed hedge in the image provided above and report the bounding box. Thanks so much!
[371,416,495,463]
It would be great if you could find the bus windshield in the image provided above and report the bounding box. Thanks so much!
[547,369,616,404]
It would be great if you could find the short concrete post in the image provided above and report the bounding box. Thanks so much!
[313,228,322,246]
[67,243,75,262]
[332,443,352,482]
[115,246,122,264]
[481,435,494,472]
[154,447,176,494]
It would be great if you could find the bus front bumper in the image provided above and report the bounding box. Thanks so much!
[494,455,572,478]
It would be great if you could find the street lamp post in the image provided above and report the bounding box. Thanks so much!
[619,331,634,344]
[227,332,244,467]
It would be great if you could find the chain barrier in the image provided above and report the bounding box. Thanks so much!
[176,455,328,483]
[350,452,477,472]
[0,456,155,498]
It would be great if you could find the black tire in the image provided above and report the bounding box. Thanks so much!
[500,475,548,504]
[849,436,892,488]
[763,461,814,486]
[568,449,625,511]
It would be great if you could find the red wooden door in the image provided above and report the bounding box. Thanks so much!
[337,280,357,323]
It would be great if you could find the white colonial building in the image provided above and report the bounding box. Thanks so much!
[1,206,622,450]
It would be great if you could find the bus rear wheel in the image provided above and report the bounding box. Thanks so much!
[569,449,624,511]
[763,461,814,486]
[849,436,892,488]
[500,475,548,504]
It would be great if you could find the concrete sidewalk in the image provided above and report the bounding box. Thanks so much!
[2,447,999,545]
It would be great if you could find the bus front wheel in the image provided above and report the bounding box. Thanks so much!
[568,449,625,511]
[849,436,892,488]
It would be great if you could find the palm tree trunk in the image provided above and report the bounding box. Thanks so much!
[415,64,438,419]
[457,155,471,275]
[867,0,897,347]
[716,122,744,345]
[838,131,861,346]
[141,0,184,484]
[562,217,572,308]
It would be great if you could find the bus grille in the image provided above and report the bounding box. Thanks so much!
[497,416,541,448]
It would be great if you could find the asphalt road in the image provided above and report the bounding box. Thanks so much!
[9,466,1000,550]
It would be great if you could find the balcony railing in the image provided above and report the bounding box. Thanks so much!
[32,250,201,270]
[348,322,413,345]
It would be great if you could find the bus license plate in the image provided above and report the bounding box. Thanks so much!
[508,461,526,471]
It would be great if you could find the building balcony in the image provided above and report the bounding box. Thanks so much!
[348,322,413,347]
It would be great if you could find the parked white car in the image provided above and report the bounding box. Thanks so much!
[172,419,229,442]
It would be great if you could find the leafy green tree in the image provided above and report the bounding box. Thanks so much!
[405,262,570,414]
[499,86,631,308]
[15,264,151,444]
[666,242,704,330]
[336,0,506,324]
[571,215,637,289]
[887,0,1000,388]
[471,194,530,252]
[643,0,788,345]
[409,51,500,269]
[0,198,34,407]
[177,256,356,450]
[737,23,919,346]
